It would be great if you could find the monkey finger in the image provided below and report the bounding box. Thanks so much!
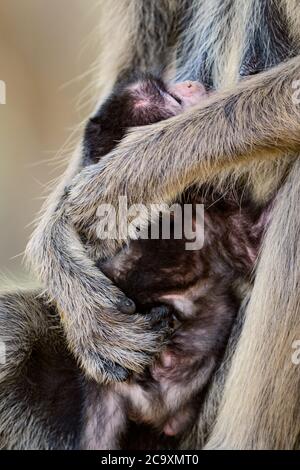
[146,306,174,340]
[146,305,172,322]
[117,297,136,314]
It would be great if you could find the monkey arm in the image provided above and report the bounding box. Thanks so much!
[25,1,179,385]
[97,0,179,95]
[67,55,300,242]
[26,54,300,385]
[26,198,171,383]
[119,0,179,77]
[61,54,300,445]
[205,159,300,449]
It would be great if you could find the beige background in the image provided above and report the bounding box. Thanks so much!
[0,0,100,287]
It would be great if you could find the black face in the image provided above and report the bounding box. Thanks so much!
[83,74,179,166]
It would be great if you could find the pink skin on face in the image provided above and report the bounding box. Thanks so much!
[168,80,209,109]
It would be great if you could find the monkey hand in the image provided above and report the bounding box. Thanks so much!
[60,277,172,384]
[60,129,190,383]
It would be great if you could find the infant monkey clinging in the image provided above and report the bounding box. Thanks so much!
[79,75,267,448]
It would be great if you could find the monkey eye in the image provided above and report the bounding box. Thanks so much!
[167,92,182,105]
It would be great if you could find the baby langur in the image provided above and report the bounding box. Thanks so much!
[80,75,267,449]
[83,75,207,165]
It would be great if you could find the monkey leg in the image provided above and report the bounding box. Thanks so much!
[0,289,82,449]
[81,381,128,450]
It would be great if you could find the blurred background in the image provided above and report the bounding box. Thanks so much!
[0,0,100,288]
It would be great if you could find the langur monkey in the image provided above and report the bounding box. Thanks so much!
[0,0,300,449]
